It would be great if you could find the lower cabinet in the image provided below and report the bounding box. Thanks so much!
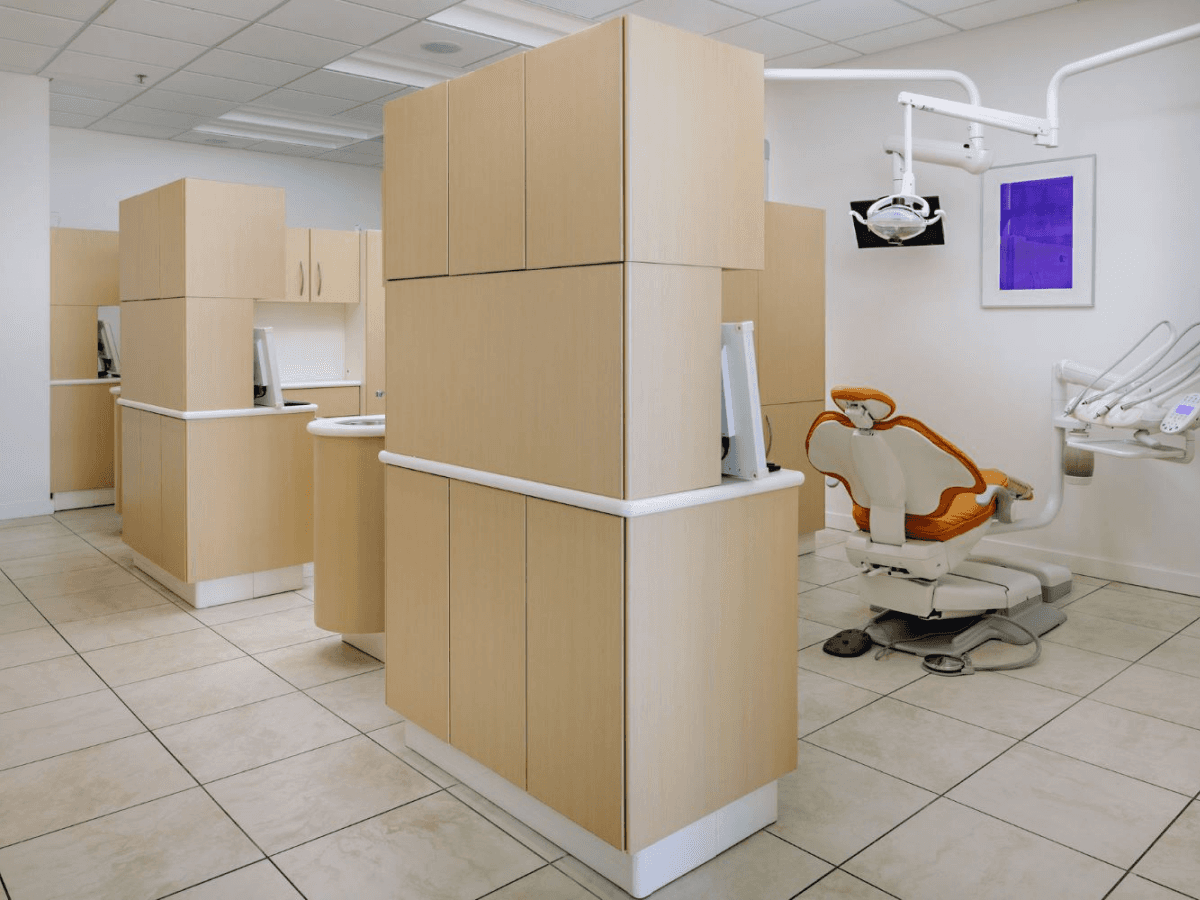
[761,400,826,534]
[51,383,116,494]
[384,467,797,855]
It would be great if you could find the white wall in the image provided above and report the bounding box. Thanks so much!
[767,0,1200,593]
[0,74,52,520]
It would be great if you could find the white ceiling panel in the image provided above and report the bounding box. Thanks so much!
[49,92,118,116]
[842,17,959,55]
[0,6,80,47]
[0,0,109,21]
[0,36,56,72]
[263,0,415,46]
[107,104,209,128]
[48,77,145,102]
[50,109,101,126]
[245,139,328,157]
[349,0,458,15]
[710,18,823,58]
[43,50,172,87]
[155,0,281,19]
[90,118,187,139]
[336,102,386,127]
[613,0,754,37]
[157,70,268,102]
[95,0,245,46]
[517,0,629,17]
[769,43,861,66]
[371,21,515,68]
[172,131,261,148]
[463,45,525,70]
[254,87,360,117]
[285,70,399,102]
[219,24,358,68]
[68,25,206,68]
[188,48,313,86]
[898,0,985,14]
[133,87,240,116]
[771,0,924,42]
[941,0,1074,30]
[711,0,808,16]
[317,147,381,166]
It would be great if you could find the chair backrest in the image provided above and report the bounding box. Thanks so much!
[806,387,989,545]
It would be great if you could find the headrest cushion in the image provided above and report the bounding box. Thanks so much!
[830,386,897,422]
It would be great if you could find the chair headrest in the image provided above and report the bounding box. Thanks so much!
[830,386,896,425]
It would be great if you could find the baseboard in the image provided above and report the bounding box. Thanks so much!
[53,488,114,511]
[0,497,56,521]
[131,551,305,608]
[826,511,1200,597]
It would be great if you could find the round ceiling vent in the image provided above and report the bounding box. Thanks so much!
[420,40,462,54]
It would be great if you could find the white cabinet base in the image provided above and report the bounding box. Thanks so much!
[404,722,778,899]
[131,550,304,608]
[53,489,115,511]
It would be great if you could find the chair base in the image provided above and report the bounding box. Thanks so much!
[865,596,1066,659]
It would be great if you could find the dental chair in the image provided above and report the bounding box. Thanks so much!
[806,386,1071,670]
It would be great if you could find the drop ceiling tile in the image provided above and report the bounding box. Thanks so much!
[285,70,398,102]
[900,0,984,14]
[940,0,1074,29]
[0,6,80,47]
[370,21,515,68]
[263,0,414,46]
[316,148,382,166]
[842,17,959,55]
[156,0,280,18]
[335,102,386,127]
[50,110,101,127]
[173,130,260,148]
[0,0,108,20]
[157,70,268,102]
[49,93,118,116]
[90,118,187,139]
[769,43,861,66]
[605,0,753,36]
[0,36,57,72]
[510,0,629,17]
[254,87,359,116]
[188,48,313,86]
[219,24,358,68]
[463,45,525,71]
[43,50,172,88]
[771,0,925,42]
[107,104,208,128]
[134,88,239,116]
[49,77,145,102]
[244,139,328,157]
[713,0,808,15]
[68,25,206,68]
[710,17,824,58]
[348,0,457,15]
[95,0,244,46]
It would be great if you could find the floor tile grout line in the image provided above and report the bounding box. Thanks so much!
[472,861,601,900]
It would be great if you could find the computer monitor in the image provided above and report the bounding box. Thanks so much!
[721,321,768,480]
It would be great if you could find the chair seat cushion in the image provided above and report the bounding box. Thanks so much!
[852,469,1016,541]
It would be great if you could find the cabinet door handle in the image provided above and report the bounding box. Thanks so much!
[298,261,305,297]
[316,262,322,297]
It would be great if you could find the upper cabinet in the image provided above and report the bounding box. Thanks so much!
[279,227,361,304]
[52,229,119,307]
[119,178,285,302]
[383,15,764,281]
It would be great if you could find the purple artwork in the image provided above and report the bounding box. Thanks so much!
[999,175,1074,290]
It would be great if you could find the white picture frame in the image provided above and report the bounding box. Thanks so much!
[980,154,1095,308]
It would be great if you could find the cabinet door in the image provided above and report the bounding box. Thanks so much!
[52,229,119,306]
[310,229,360,304]
[384,467,450,740]
[758,203,825,406]
[50,306,98,380]
[449,481,526,789]
[383,82,448,280]
[761,401,826,535]
[527,499,624,850]
[282,228,310,302]
[120,408,142,552]
[448,53,525,275]
[525,17,624,269]
[119,189,158,301]
[364,231,385,416]
[51,384,115,493]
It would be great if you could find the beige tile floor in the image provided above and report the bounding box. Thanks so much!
[1,508,1199,899]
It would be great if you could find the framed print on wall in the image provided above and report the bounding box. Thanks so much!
[981,154,1096,308]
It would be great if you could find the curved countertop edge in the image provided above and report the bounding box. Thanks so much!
[51,378,122,386]
[378,451,804,518]
[307,415,385,438]
[280,380,362,390]
[117,398,318,420]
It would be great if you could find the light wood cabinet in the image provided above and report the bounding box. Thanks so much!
[50,306,100,381]
[383,15,763,277]
[281,386,359,418]
[119,178,285,301]
[383,81,448,281]
[449,53,525,276]
[364,230,385,416]
[761,401,826,534]
[120,297,254,412]
[52,228,119,306]
[277,228,360,303]
[51,384,115,493]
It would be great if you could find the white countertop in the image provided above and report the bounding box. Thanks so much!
[281,380,361,390]
[51,378,121,386]
[117,398,318,420]
[378,451,804,518]
[307,415,385,438]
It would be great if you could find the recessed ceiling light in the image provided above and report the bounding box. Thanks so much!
[428,0,590,48]
[420,40,462,54]
[192,106,382,150]
[325,51,464,88]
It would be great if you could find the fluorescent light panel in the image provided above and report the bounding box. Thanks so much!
[193,105,382,150]
[193,124,347,149]
[428,0,590,47]
[325,50,464,88]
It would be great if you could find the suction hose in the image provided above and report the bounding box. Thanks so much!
[921,614,1043,676]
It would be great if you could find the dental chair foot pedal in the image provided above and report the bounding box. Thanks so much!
[823,629,873,657]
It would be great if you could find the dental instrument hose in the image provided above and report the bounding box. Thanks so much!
[921,614,1043,676]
